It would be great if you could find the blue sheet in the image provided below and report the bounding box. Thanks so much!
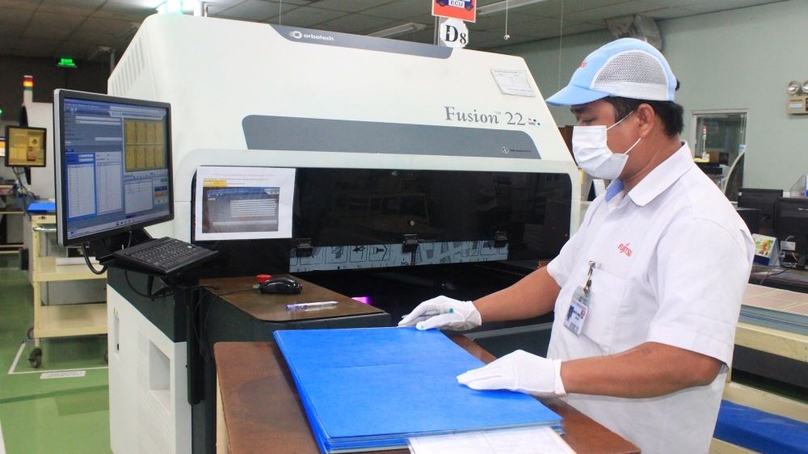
[274,327,561,453]
[715,400,808,454]
[27,201,56,213]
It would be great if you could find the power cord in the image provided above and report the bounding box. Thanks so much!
[757,266,790,286]
[188,285,253,362]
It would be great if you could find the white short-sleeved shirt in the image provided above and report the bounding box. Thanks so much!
[546,142,754,454]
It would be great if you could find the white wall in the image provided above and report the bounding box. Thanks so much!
[495,0,808,192]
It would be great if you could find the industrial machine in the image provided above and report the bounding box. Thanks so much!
[104,14,580,454]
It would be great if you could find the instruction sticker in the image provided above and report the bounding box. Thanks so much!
[491,69,536,97]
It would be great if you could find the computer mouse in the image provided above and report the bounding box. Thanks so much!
[259,277,303,294]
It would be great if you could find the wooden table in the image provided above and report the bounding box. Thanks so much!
[215,338,640,454]
[196,275,391,454]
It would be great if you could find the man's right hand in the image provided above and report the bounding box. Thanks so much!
[398,295,481,331]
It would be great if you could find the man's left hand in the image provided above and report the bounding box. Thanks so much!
[457,350,566,397]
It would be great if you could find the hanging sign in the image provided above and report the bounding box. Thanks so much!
[432,0,476,23]
[439,18,469,48]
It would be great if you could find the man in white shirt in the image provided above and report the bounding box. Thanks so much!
[400,38,754,453]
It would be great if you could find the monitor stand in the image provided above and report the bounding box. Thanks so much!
[88,228,153,264]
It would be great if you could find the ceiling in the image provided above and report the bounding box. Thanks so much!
[0,0,785,63]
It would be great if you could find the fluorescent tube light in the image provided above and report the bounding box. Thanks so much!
[477,0,549,17]
[369,22,427,38]
[156,0,200,14]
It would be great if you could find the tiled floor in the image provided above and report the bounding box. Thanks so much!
[0,255,112,454]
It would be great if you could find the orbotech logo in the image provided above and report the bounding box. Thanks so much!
[288,30,335,42]
[501,147,531,155]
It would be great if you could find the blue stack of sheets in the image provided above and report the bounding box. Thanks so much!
[273,327,562,453]
[715,400,808,453]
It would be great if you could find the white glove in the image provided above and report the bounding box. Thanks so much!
[457,350,566,397]
[397,295,481,331]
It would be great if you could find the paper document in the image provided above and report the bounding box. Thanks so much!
[408,426,576,454]
[193,165,295,241]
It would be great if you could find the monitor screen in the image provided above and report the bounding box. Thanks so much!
[53,89,173,248]
[738,187,783,232]
[4,125,47,167]
[0,137,6,158]
[774,197,808,267]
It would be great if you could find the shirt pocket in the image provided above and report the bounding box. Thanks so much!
[581,267,626,355]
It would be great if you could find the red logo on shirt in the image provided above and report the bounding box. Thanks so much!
[618,242,632,257]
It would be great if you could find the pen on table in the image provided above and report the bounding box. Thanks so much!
[286,301,339,311]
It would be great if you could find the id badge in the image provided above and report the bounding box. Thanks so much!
[563,286,590,336]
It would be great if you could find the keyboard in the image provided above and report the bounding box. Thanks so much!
[112,237,218,275]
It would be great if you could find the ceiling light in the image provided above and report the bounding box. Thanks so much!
[369,22,427,38]
[156,0,200,15]
[477,0,549,17]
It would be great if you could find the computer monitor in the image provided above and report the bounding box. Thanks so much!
[4,125,47,167]
[737,188,783,234]
[4,125,47,185]
[53,89,173,258]
[773,197,808,269]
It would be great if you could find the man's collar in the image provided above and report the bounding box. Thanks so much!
[626,142,692,206]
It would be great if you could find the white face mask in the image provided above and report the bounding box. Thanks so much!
[571,112,642,180]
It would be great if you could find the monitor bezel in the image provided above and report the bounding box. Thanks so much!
[737,187,784,231]
[4,125,48,168]
[54,89,175,248]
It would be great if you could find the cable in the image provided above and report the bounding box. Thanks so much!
[557,0,565,92]
[780,235,800,267]
[121,269,196,301]
[186,285,253,363]
[757,266,789,286]
[192,285,256,362]
[82,242,107,275]
[11,167,39,201]
[504,0,510,40]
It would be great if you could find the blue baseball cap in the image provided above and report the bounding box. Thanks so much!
[545,38,677,107]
